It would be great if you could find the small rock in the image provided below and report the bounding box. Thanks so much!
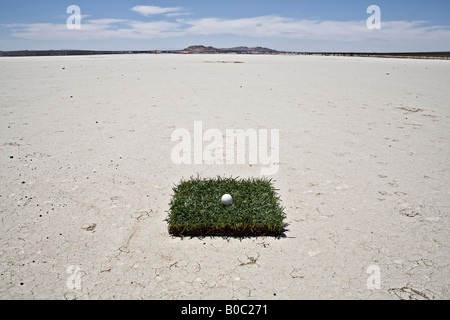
[192,277,203,288]
[132,210,150,220]
[82,223,97,231]
[308,251,321,257]
[422,260,434,267]
[119,246,130,253]
[290,268,306,278]
[399,208,419,217]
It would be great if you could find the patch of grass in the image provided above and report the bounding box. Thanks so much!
[167,176,286,237]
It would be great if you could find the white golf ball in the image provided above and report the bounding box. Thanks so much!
[221,194,233,205]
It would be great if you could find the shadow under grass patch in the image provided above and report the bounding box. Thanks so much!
[167,176,286,237]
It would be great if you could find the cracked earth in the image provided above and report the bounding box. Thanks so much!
[1,55,449,299]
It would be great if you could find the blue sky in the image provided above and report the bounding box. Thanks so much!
[1,0,449,52]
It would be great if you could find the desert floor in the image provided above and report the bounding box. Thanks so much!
[0,54,449,299]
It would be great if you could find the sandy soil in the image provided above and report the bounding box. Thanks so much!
[0,54,449,300]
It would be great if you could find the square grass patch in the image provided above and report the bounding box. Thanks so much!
[167,176,286,237]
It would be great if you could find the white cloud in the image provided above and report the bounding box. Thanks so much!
[7,19,183,41]
[88,19,128,25]
[131,5,183,17]
[4,12,450,51]
[126,20,185,38]
[181,16,450,43]
[166,12,191,18]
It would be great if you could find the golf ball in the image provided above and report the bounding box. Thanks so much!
[221,194,233,205]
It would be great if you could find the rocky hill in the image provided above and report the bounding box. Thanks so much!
[0,46,279,56]
[177,45,279,54]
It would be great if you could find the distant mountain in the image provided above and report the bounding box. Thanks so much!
[0,46,279,56]
[178,45,279,54]
[179,45,222,54]
[225,46,278,53]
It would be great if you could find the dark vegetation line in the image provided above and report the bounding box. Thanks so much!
[1,45,449,59]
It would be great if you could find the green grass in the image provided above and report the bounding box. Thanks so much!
[167,176,286,237]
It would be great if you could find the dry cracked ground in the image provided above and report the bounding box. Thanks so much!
[0,55,449,299]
